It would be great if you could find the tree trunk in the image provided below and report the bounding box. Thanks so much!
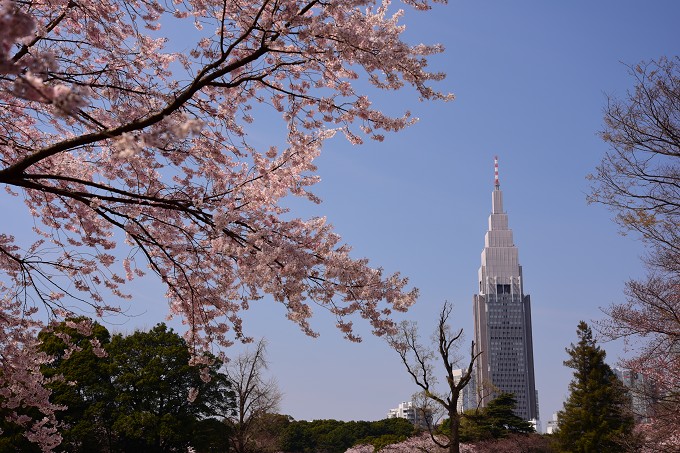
[449,412,460,453]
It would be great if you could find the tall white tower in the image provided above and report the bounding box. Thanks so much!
[472,157,538,421]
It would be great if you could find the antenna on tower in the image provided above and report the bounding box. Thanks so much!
[494,155,500,189]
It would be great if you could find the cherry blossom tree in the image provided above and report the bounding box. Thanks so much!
[471,434,552,453]
[589,57,680,450]
[0,0,451,449]
[0,299,62,451]
[345,434,477,453]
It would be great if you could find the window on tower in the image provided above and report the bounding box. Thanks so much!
[496,284,511,294]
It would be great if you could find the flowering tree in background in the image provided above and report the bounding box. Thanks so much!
[0,0,452,448]
[345,434,477,453]
[589,57,680,450]
[470,434,552,453]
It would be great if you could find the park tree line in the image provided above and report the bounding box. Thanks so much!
[1,321,233,452]
[0,316,658,453]
[0,320,419,453]
[1,318,551,453]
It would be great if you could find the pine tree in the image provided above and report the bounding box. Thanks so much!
[555,321,637,452]
[482,393,535,438]
[457,392,534,443]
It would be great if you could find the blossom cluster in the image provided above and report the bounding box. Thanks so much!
[0,0,451,448]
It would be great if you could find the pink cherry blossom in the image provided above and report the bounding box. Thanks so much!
[345,434,478,452]
[0,0,452,449]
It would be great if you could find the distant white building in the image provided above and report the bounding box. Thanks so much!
[546,413,559,435]
[387,401,432,428]
[452,368,476,414]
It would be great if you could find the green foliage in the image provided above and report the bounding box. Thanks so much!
[248,413,294,453]
[0,418,42,453]
[36,320,234,453]
[191,418,232,452]
[456,411,490,443]
[455,393,534,443]
[554,321,637,453]
[278,420,311,452]
[38,317,116,451]
[108,323,233,452]
[482,393,534,438]
[277,417,416,453]
[359,434,409,451]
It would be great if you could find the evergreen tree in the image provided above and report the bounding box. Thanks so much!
[108,324,234,452]
[456,393,534,443]
[555,321,637,452]
[482,393,534,438]
[36,321,234,453]
[38,318,116,452]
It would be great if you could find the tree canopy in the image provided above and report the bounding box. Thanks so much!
[0,0,451,447]
[555,321,637,453]
[590,56,680,450]
[456,392,534,443]
[23,321,234,453]
[277,417,416,453]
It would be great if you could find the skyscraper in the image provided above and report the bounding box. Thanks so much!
[472,157,538,422]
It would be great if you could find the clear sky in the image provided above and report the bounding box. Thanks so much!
[11,0,680,432]
[236,1,678,428]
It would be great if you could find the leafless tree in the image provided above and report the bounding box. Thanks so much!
[589,56,680,451]
[589,57,680,269]
[389,302,481,453]
[222,339,282,453]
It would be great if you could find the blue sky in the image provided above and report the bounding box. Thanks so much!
[9,0,679,432]
[114,0,677,428]
[239,1,678,427]
[229,0,679,426]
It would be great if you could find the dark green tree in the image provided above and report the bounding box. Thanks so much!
[277,417,416,453]
[278,420,312,452]
[36,321,234,453]
[354,417,415,451]
[108,323,233,452]
[456,410,491,443]
[191,418,232,453]
[455,393,533,443]
[38,318,116,452]
[247,413,293,453]
[482,393,534,439]
[554,321,637,453]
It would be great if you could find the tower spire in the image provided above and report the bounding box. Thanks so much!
[473,160,538,422]
[494,155,500,189]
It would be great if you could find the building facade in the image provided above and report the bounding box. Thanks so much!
[472,157,538,422]
[452,368,477,414]
[614,368,656,422]
[545,413,559,434]
[386,401,432,428]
